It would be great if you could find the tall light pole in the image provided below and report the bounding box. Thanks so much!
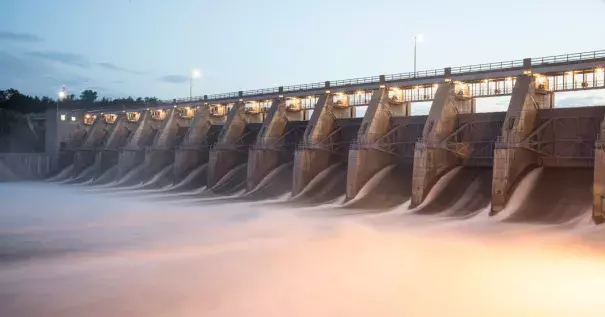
[414,34,424,76]
[190,69,201,99]
[57,86,67,122]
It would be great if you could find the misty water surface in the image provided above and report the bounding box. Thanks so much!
[1,182,605,317]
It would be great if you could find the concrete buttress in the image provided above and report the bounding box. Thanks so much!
[411,83,474,207]
[292,94,357,196]
[490,75,552,215]
[346,88,395,199]
[117,110,158,177]
[594,119,605,224]
[247,98,286,191]
[98,113,138,173]
[174,105,225,182]
[73,116,111,175]
[207,102,248,189]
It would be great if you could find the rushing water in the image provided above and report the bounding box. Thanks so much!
[1,181,605,317]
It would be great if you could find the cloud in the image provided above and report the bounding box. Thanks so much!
[0,31,43,42]
[25,50,89,68]
[96,62,145,75]
[556,94,605,108]
[0,51,84,96]
[159,75,189,83]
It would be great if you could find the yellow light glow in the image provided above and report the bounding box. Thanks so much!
[536,76,546,84]
[390,87,401,92]
[483,79,489,84]
[596,68,604,74]
[356,90,364,95]
[379,84,386,89]
[433,84,439,89]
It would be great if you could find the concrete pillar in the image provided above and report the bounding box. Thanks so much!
[346,88,395,200]
[247,98,286,191]
[410,83,474,207]
[117,110,154,177]
[173,106,219,181]
[207,102,247,188]
[593,119,605,224]
[292,94,336,196]
[73,115,110,176]
[98,114,134,173]
[490,75,551,215]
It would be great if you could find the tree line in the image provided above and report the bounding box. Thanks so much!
[0,88,162,114]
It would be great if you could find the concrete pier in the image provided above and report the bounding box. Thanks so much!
[292,94,359,196]
[247,98,307,191]
[594,119,605,223]
[173,105,226,183]
[410,82,474,207]
[490,75,553,214]
[72,114,114,176]
[207,102,265,189]
[117,110,164,177]
[140,107,193,182]
[96,112,140,175]
[346,88,410,199]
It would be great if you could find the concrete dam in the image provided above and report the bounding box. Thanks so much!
[23,49,605,225]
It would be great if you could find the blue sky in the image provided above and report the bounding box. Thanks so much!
[1,0,605,102]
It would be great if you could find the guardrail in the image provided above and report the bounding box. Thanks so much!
[330,76,381,88]
[532,50,605,67]
[283,82,325,93]
[451,59,524,74]
[385,69,445,81]
[67,49,605,116]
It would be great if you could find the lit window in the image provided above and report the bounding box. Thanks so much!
[60,114,66,121]
[71,116,76,121]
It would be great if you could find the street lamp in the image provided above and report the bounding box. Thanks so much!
[57,86,67,121]
[190,68,202,99]
[413,34,424,76]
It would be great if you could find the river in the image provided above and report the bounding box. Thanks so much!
[1,182,605,317]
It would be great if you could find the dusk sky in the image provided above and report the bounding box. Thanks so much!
[1,0,605,103]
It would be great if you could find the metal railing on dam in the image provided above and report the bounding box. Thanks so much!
[54,49,605,117]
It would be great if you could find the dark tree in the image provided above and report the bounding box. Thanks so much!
[79,90,98,104]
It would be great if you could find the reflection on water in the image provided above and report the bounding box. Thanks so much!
[1,182,605,317]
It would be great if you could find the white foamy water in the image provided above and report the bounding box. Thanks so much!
[46,164,74,183]
[1,181,605,317]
